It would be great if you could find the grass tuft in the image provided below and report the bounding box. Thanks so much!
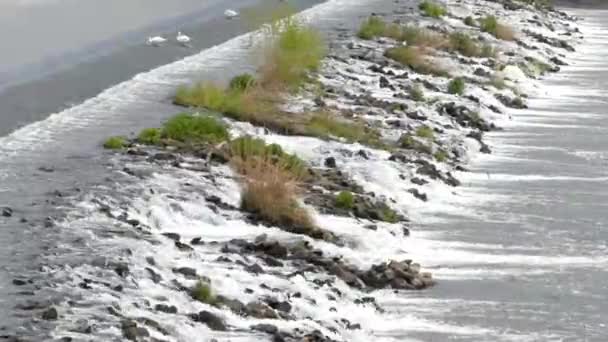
[137,128,162,145]
[229,73,256,92]
[162,113,229,144]
[260,17,325,88]
[103,136,127,149]
[192,281,215,304]
[399,134,432,154]
[434,149,448,162]
[239,157,315,232]
[419,1,447,18]
[448,78,466,95]
[410,83,425,101]
[415,126,434,139]
[480,16,515,41]
[385,46,447,77]
[229,136,307,178]
[357,16,386,39]
[464,16,476,26]
[335,191,355,209]
[449,32,481,57]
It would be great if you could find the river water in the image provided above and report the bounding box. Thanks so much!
[0,0,606,341]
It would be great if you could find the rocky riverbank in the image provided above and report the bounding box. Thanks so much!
[4,0,583,341]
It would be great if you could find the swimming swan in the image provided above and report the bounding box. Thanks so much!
[147,36,167,46]
[224,9,239,19]
[176,31,191,45]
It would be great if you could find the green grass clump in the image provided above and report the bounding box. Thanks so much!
[415,126,434,139]
[480,44,497,58]
[480,15,515,41]
[335,191,355,209]
[305,112,381,146]
[399,134,432,154]
[174,83,232,111]
[192,281,215,304]
[410,84,425,101]
[229,73,256,92]
[449,32,480,57]
[262,17,325,87]
[434,149,448,162]
[464,16,476,26]
[162,113,229,144]
[103,136,127,149]
[419,1,447,18]
[384,46,447,76]
[357,16,386,39]
[229,136,307,177]
[137,128,162,145]
[379,204,399,223]
[448,78,466,95]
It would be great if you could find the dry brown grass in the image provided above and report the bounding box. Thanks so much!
[384,46,448,76]
[237,157,315,232]
[495,24,516,41]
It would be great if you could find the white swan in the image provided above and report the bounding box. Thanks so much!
[224,9,239,19]
[176,31,191,45]
[147,36,167,46]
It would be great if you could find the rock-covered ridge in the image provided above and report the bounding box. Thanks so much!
[5,1,582,341]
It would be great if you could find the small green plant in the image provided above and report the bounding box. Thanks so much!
[103,136,126,149]
[335,191,355,209]
[137,128,162,145]
[379,204,399,223]
[480,15,515,41]
[230,136,307,177]
[415,126,434,139]
[261,17,325,87]
[434,149,448,162]
[449,32,480,57]
[191,281,215,304]
[399,134,432,154]
[357,16,386,39]
[464,16,476,26]
[162,113,229,144]
[448,78,466,95]
[419,1,447,18]
[229,73,256,92]
[480,44,497,58]
[410,83,425,101]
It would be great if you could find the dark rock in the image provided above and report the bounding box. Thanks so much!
[12,279,27,286]
[154,304,177,314]
[324,157,337,168]
[251,323,278,334]
[145,268,162,284]
[175,241,193,251]
[121,320,150,341]
[190,237,204,245]
[408,188,428,202]
[379,76,393,89]
[216,296,246,315]
[245,263,264,274]
[114,263,129,278]
[495,94,527,109]
[172,267,197,279]
[473,68,490,77]
[245,302,278,319]
[190,311,227,331]
[410,177,428,186]
[1,207,13,217]
[356,150,369,159]
[161,233,180,241]
[550,56,567,66]
[41,307,58,320]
